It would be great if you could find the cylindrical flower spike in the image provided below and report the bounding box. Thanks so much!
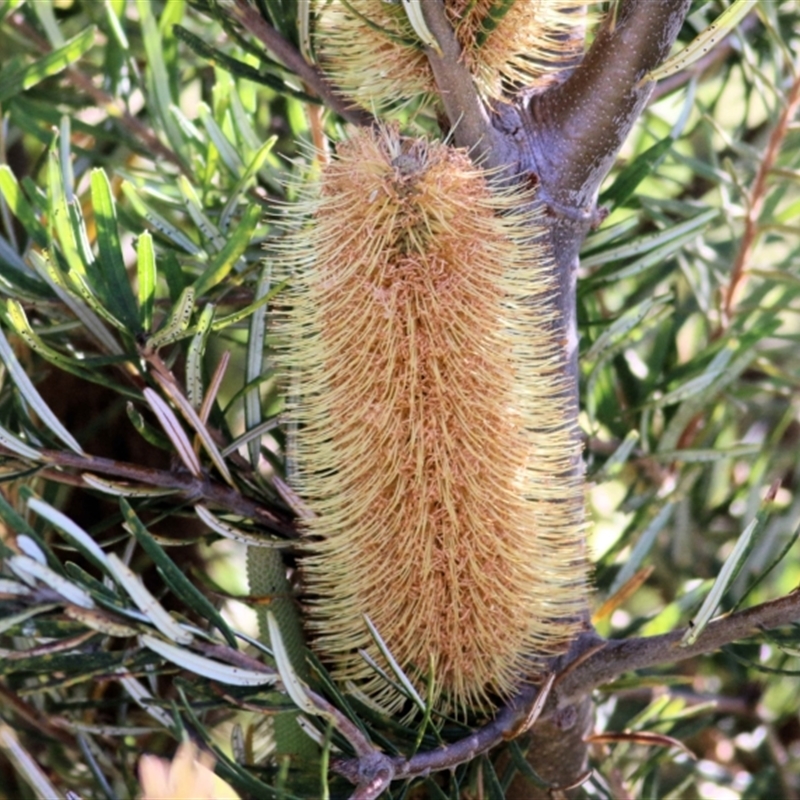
[315,0,590,111]
[280,126,588,715]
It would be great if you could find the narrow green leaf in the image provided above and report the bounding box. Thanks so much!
[48,150,87,279]
[481,756,507,800]
[104,0,130,50]
[121,498,238,648]
[643,0,754,85]
[32,0,65,47]
[210,278,287,331]
[27,496,111,573]
[195,504,286,547]
[267,612,318,714]
[0,604,59,637]
[245,263,271,466]
[28,251,122,355]
[126,401,172,450]
[197,102,244,178]
[46,250,129,333]
[364,614,426,713]
[90,169,141,332]
[0,26,96,104]
[733,523,800,611]
[6,296,89,373]
[0,319,84,454]
[109,553,194,644]
[136,0,183,154]
[682,491,774,646]
[0,422,43,462]
[581,209,718,271]
[609,503,675,596]
[186,303,215,409]
[600,137,675,208]
[172,25,320,103]
[586,296,670,362]
[0,166,48,248]
[8,555,96,608]
[593,430,640,482]
[0,490,60,571]
[193,204,261,295]
[176,177,225,252]
[3,298,131,397]
[62,562,121,604]
[506,740,552,790]
[121,181,201,254]
[655,342,735,408]
[136,232,156,332]
[220,135,276,229]
[141,633,275,685]
[229,84,263,153]
[147,285,194,349]
[221,417,281,458]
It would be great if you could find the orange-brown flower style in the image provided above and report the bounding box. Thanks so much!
[281,126,588,714]
[315,0,589,110]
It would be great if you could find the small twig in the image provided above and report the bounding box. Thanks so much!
[304,688,374,758]
[418,0,507,168]
[1,631,97,661]
[192,640,274,672]
[31,447,297,538]
[555,590,800,706]
[719,69,800,329]
[223,0,375,128]
[0,684,75,746]
[332,673,555,792]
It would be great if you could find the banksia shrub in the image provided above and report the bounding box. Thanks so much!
[280,125,588,715]
[315,0,588,110]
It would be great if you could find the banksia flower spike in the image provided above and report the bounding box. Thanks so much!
[280,125,588,715]
[315,0,589,111]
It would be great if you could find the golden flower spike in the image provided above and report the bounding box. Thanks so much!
[278,125,589,716]
[315,0,591,111]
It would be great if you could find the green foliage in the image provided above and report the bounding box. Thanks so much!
[0,1,798,798]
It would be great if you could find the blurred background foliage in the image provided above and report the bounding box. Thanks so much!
[0,0,798,798]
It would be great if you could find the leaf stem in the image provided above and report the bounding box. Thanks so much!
[223,0,375,128]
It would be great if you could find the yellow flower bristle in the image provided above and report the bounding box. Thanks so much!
[280,126,588,715]
[315,0,590,110]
